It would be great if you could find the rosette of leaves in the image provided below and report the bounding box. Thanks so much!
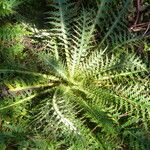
[0,0,150,149]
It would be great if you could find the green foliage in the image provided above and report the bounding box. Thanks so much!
[0,0,28,69]
[0,0,22,17]
[0,0,149,149]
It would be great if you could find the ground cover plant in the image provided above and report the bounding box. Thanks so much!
[0,0,150,149]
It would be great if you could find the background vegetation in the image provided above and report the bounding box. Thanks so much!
[0,0,149,149]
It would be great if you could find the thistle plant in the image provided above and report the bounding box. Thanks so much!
[0,0,149,149]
